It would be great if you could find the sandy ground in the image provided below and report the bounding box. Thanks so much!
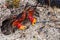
[0,0,60,40]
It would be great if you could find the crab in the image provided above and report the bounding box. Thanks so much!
[12,6,37,30]
[1,3,40,35]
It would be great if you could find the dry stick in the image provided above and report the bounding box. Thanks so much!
[49,0,50,7]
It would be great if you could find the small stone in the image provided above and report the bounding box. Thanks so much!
[47,12,50,15]
[33,36,35,38]
[39,26,45,31]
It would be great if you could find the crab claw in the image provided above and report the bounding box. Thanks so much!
[32,18,36,26]
[12,20,26,30]
[17,24,26,30]
[19,25,26,30]
[28,16,36,26]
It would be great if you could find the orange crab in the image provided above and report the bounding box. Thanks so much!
[12,7,37,30]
